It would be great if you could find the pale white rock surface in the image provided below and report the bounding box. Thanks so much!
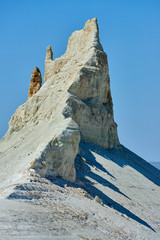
[44,45,53,82]
[44,18,119,148]
[0,18,160,240]
[0,18,119,188]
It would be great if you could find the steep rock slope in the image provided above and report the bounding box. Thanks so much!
[0,18,119,189]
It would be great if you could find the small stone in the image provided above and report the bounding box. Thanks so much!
[84,192,93,200]
[94,196,104,206]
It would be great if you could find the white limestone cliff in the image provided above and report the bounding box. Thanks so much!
[0,18,119,187]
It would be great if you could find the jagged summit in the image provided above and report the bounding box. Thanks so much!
[0,18,119,186]
[0,18,160,240]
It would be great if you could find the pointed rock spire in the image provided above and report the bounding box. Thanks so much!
[45,45,53,61]
[44,45,53,82]
[28,67,42,99]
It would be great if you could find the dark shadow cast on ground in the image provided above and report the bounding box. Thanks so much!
[8,139,158,232]
[50,140,157,232]
[80,140,160,186]
[52,175,155,232]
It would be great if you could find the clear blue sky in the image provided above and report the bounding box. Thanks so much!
[0,0,160,163]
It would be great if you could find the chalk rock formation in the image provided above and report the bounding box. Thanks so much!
[28,67,42,99]
[44,45,53,82]
[0,18,119,187]
[44,18,119,148]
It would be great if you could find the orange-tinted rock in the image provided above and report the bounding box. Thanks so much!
[28,67,42,99]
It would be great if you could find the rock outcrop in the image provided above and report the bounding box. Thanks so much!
[44,18,119,148]
[0,18,119,187]
[44,45,53,82]
[28,67,42,99]
[1,19,160,240]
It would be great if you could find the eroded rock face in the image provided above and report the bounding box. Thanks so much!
[30,120,80,183]
[44,46,53,82]
[0,18,119,187]
[45,45,53,61]
[43,18,119,148]
[28,67,42,99]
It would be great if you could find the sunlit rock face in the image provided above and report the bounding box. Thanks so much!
[44,18,119,149]
[0,18,119,186]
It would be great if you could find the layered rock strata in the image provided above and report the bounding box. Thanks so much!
[28,67,42,99]
[0,18,119,187]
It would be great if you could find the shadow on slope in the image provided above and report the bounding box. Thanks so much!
[77,145,131,200]
[82,141,160,187]
[7,140,158,232]
[50,140,156,232]
[51,170,155,232]
[76,145,156,232]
